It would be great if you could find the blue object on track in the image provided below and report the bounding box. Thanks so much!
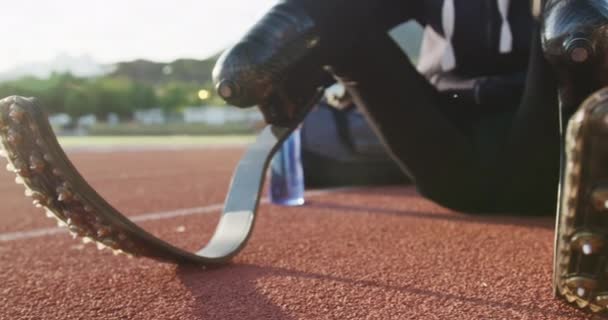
[270,128,305,206]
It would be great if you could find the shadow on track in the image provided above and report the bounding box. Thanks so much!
[176,264,576,319]
[304,200,555,230]
[177,264,297,320]
[317,185,554,225]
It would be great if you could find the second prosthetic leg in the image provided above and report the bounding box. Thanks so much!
[543,0,608,312]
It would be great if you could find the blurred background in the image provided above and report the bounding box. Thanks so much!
[0,0,422,144]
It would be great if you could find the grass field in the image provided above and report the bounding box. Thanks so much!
[57,135,255,148]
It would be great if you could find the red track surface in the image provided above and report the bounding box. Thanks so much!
[0,147,598,319]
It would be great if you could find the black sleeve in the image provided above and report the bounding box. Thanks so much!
[288,0,423,38]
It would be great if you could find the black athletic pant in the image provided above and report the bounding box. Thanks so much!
[326,25,561,214]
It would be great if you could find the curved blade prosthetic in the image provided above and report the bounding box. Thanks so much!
[555,88,608,312]
[0,95,296,265]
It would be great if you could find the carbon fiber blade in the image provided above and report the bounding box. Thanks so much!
[197,125,293,258]
[0,94,314,266]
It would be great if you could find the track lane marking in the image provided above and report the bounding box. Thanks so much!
[62,143,250,154]
[0,187,355,242]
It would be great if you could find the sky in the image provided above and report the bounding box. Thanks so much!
[0,0,278,72]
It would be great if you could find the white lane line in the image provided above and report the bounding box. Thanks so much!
[130,204,226,223]
[63,143,250,154]
[0,227,67,241]
[0,187,355,242]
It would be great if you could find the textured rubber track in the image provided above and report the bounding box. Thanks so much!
[0,148,597,319]
[555,88,608,313]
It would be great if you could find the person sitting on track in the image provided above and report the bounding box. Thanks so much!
[214,0,557,214]
[213,0,608,311]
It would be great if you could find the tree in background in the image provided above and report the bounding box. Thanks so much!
[0,56,227,121]
[156,81,199,113]
[64,83,99,117]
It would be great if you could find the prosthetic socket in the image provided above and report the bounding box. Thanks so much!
[542,0,608,113]
[212,1,331,127]
[212,0,391,126]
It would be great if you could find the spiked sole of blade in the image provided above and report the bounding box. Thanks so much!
[555,88,608,313]
[0,95,299,265]
[0,96,142,257]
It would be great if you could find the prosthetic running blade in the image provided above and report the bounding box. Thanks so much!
[0,95,296,265]
[555,88,608,312]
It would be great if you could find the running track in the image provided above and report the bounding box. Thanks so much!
[0,147,598,319]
